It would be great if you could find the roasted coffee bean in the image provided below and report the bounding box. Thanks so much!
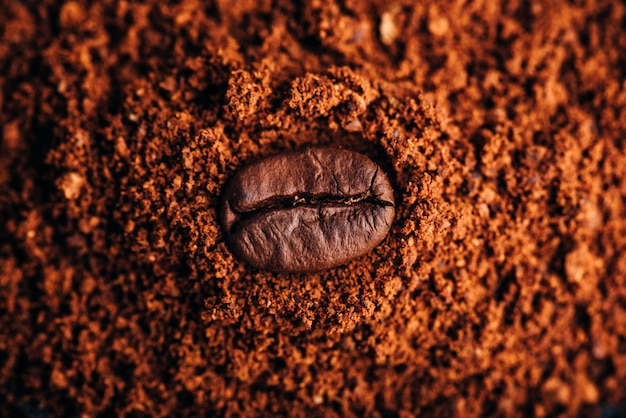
[220,147,395,272]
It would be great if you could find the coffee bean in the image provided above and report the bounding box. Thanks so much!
[220,147,395,272]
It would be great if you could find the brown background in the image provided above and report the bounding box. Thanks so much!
[1,0,626,416]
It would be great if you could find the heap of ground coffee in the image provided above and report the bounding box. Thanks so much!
[1,0,625,416]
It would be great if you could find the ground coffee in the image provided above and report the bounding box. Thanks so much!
[1,0,625,416]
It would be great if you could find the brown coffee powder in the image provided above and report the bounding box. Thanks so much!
[1,0,625,416]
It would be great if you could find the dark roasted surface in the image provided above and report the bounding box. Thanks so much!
[220,147,395,272]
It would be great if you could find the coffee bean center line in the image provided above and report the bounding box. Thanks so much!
[229,191,392,227]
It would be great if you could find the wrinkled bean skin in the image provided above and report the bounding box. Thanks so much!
[220,147,395,272]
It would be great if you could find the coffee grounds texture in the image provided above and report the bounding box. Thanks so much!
[1,0,625,416]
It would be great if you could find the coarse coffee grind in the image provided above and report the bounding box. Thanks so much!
[1,0,625,416]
